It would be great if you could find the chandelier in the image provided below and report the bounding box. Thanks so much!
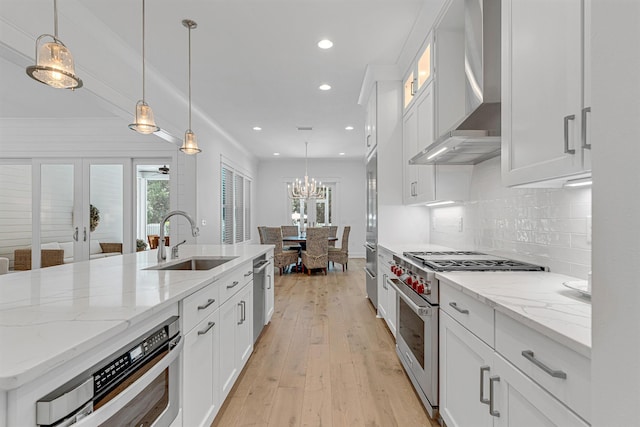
[288,141,326,200]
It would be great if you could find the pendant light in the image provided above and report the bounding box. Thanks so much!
[288,142,326,200]
[26,0,82,89]
[128,0,159,134]
[180,19,201,155]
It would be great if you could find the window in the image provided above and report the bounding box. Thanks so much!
[221,163,252,244]
[287,182,335,228]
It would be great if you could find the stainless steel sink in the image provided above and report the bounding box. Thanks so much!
[145,256,237,271]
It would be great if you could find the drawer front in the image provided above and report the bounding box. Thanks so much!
[495,311,591,423]
[440,281,494,347]
[183,281,220,333]
[219,263,253,304]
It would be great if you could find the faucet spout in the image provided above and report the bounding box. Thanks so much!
[157,210,200,262]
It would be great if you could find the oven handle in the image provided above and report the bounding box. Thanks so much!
[387,277,433,317]
[74,335,183,427]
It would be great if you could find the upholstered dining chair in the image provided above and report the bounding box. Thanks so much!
[264,227,299,275]
[257,226,267,244]
[328,226,350,271]
[301,227,329,275]
[281,225,302,251]
[326,225,338,247]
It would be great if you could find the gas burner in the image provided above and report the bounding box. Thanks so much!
[423,258,546,272]
[404,251,481,257]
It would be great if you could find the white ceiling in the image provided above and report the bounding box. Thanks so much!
[0,0,443,159]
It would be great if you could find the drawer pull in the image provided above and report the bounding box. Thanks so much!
[521,350,567,379]
[244,271,253,277]
[197,321,215,336]
[197,298,216,310]
[479,366,490,405]
[226,280,240,289]
[489,376,500,417]
[449,302,469,314]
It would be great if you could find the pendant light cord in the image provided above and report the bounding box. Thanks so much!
[305,141,309,176]
[53,0,58,37]
[141,0,146,102]
[188,24,192,130]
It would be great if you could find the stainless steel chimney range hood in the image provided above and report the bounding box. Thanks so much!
[411,0,501,165]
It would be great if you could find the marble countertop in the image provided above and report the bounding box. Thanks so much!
[436,271,591,357]
[0,244,273,390]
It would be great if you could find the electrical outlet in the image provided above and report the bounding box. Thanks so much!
[586,216,592,244]
[458,217,463,232]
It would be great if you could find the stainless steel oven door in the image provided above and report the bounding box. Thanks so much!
[388,277,439,415]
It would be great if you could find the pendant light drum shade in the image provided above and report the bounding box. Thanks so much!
[180,19,201,155]
[26,36,82,89]
[129,0,159,134]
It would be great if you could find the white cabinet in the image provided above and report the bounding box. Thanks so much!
[440,282,590,427]
[440,310,494,427]
[492,354,589,427]
[219,280,253,401]
[502,0,592,186]
[403,35,433,111]
[376,246,396,337]
[265,251,275,323]
[183,311,220,427]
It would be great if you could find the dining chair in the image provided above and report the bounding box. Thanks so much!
[328,226,350,271]
[326,225,338,247]
[257,226,267,244]
[147,234,159,249]
[281,225,302,251]
[264,227,299,275]
[301,227,329,275]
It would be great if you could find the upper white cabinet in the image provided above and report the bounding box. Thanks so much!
[403,36,433,111]
[502,0,592,186]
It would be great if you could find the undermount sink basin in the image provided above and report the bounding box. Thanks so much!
[145,256,238,271]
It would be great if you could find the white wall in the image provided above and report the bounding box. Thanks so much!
[430,157,591,278]
[591,1,640,424]
[256,158,365,257]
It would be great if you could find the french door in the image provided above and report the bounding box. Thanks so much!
[34,159,131,267]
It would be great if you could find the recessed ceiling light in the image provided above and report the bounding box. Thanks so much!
[319,84,331,91]
[318,39,333,49]
[252,126,262,131]
[273,152,280,156]
[339,152,345,156]
[345,126,354,131]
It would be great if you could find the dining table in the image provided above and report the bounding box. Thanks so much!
[282,235,338,251]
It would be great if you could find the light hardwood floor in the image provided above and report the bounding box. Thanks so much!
[212,258,440,427]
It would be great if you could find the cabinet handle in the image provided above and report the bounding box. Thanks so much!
[267,274,272,289]
[521,350,567,379]
[449,302,469,314]
[564,114,576,154]
[197,298,216,310]
[227,280,240,289]
[244,271,253,277]
[489,376,500,417]
[83,227,87,242]
[237,302,243,325]
[479,366,490,405]
[383,274,388,290]
[366,134,372,147]
[73,227,79,242]
[197,321,215,336]
[581,106,592,150]
[410,79,417,96]
[242,301,246,322]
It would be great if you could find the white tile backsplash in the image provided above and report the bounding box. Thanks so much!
[430,157,592,278]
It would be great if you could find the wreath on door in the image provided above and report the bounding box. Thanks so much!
[90,204,100,232]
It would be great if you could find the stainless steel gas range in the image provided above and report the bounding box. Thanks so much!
[386,251,546,418]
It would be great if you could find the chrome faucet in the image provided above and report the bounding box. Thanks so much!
[158,211,200,262]
[171,240,187,259]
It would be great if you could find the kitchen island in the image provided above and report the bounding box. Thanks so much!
[0,244,273,426]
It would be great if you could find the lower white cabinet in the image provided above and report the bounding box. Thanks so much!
[440,310,494,427]
[265,252,275,323]
[219,281,253,401]
[183,310,220,427]
[377,247,397,337]
[440,304,590,427]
